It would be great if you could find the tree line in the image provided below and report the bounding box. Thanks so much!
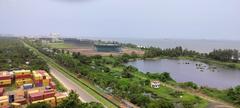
[144,46,239,62]
[0,37,48,71]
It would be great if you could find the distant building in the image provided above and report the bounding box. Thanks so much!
[49,33,63,43]
[63,38,94,47]
[94,43,122,52]
[151,80,160,88]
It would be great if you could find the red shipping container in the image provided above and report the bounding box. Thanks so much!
[15,98,27,105]
[30,92,43,102]
[0,88,4,96]
[44,89,55,93]
[15,74,32,79]
[44,92,55,99]
[0,76,11,80]
[50,82,56,89]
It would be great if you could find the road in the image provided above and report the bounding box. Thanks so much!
[50,66,98,103]
[23,41,119,108]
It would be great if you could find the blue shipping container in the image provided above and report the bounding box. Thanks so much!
[8,95,14,103]
[23,84,33,90]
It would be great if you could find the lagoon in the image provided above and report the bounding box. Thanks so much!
[127,59,240,89]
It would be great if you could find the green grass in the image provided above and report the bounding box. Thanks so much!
[145,86,175,100]
[23,41,119,108]
[49,73,67,92]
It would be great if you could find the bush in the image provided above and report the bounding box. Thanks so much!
[180,82,198,89]
[182,100,195,108]
[147,99,174,108]
[27,102,51,108]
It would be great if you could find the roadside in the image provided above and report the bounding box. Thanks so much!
[50,66,97,103]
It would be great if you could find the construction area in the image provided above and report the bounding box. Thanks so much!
[45,38,144,56]
[66,47,144,56]
[0,70,67,108]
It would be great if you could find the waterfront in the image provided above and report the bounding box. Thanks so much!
[127,59,240,89]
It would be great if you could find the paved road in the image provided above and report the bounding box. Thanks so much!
[50,66,98,103]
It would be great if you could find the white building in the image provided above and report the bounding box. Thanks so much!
[151,80,160,88]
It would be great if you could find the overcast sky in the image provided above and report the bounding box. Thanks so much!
[0,0,239,40]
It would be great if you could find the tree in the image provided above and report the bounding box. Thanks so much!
[57,90,81,108]
[79,102,104,108]
[147,99,174,108]
[57,90,104,108]
[227,86,240,104]
[27,102,51,108]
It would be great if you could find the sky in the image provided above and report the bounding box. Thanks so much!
[0,0,239,40]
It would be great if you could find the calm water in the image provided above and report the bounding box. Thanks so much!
[127,59,240,89]
[97,38,240,53]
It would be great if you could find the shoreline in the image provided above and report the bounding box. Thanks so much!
[129,56,240,70]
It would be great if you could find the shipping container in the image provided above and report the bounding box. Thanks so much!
[49,82,56,89]
[44,89,55,93]
[0,88,4,96]
[31,99,44,104]
[34,82,43,87]
[15,74,32,79]
[0,76,11,80]
[0,99,9,107]
[27,89,40,95]
[0,79,11,86]
[14,90,24,97]
[29,92,43,102]
[45,86,51,90]
[8,94,14,103]
[15,78,32,87]
[44,97,56,107]
[33,79,42,84]
[11,102,21,108]
[14,98,27,105]
[14,70,31,75]
[43,92,55,99]
[23,84,33,90]
[0,96,8,101]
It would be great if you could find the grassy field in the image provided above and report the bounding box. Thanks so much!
[105,59,209,108]
[23,41,119,108]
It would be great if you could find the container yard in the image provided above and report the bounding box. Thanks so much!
[0,70,67,108]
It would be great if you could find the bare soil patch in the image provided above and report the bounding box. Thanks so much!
[66,47,144,56]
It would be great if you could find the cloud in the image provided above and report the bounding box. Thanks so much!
[52,0,93,3]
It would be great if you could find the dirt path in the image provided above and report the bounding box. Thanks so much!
[50,66,98,103]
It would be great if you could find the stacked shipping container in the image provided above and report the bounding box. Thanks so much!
[0,96,9,107]
[13,89,27,105]
[33,70,52,87]
[0,71,12,86]
[0,69,67,107]
[14,70,32,87]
